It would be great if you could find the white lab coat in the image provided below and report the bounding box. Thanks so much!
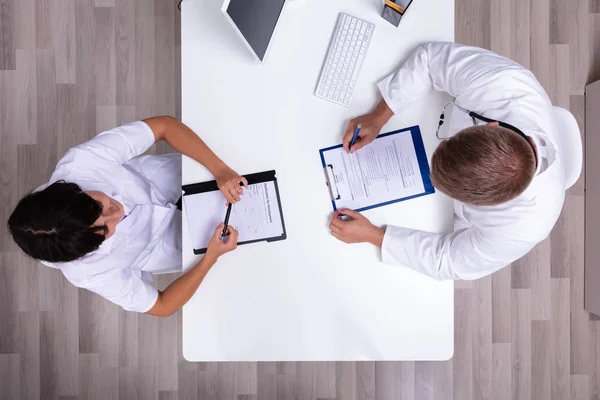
[377,42,566,280]
[40,121,182,312]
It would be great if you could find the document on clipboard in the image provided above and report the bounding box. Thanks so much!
[183,170,287,254]
[319,125,435,212]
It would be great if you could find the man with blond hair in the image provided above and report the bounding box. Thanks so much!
[328,42,566,281]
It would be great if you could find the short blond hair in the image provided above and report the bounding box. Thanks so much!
[430,125,536,206]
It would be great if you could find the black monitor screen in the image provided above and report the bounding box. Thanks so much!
[225,0,286,61]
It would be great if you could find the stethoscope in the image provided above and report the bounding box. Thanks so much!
[437,102,529,142]
[436,102,537,162]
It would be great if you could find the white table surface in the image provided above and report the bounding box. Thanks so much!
[181,0,455,361]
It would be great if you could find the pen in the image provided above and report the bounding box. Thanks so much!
[221,203,233,238]
[349,125,361,150]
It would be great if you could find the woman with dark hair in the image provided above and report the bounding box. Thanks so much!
[8,116,243,316]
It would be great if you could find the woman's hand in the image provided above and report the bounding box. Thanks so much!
[215,166,248,204]
[146,223,238,317]
[329,209,385,246]
[205,223,239,262]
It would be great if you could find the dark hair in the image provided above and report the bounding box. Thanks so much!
[430,125,536,206]
[7,181,107,262]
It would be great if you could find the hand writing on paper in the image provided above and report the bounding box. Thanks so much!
[205,223,239,262]
[215,166,248,204]
[342,99,394,153]
[328,209,385,247]
[342,115,384,153]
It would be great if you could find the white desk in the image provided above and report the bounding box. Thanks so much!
[181,0,455,361]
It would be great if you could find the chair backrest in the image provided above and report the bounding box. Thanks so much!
[152,268,181,275]
[553,106,583,190]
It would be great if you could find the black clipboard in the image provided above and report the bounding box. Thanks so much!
[182,170,287,255]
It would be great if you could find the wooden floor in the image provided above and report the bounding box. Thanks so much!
[0,0,598,399]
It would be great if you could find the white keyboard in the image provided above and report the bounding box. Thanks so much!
[315,13,375,107]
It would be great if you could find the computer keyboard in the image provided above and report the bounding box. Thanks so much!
[315,13,375,107]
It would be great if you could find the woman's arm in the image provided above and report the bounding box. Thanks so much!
[146,224,238,317]
[143,116,248,203]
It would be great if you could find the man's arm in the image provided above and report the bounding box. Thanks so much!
[343,42,533,151]
[146,224,238,317]
[381,225,536,280]
[342,43,437,151]
[377,41,529,114]
[143,116,248,204]
[329,209,535,280]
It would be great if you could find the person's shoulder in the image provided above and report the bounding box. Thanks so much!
[58,251,119,287]
[526,163,566,204]
[53,259,89,287]
[50,124,148,180]
[55,120,156,168]
[465,178,564,241]
[506,179,564,237]
[97,120,155,148]
[48,149,118,187]
[96,120,154,139]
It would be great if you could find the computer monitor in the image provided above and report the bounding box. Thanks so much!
[221,0,287,62]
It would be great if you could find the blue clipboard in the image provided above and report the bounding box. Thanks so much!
[319,125,435,212]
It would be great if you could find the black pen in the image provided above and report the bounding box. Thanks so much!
[221,203,233,238]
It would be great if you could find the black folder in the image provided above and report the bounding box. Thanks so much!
[182,170,287,255]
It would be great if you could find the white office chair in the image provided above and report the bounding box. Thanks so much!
[152,268,182,275]
[553,106,583,189]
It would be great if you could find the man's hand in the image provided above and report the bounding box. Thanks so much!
[215,166,248,204]
[205,223,239,262]
[342,114,385,153]
[342,99,394,153]
[329,209,385,247]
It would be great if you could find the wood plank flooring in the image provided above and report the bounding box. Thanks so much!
[0,0,596,398]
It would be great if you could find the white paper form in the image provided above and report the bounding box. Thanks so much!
[184,181,284,251]
[322,129,427,210]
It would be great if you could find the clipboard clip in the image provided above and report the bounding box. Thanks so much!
[323,164,341,201]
